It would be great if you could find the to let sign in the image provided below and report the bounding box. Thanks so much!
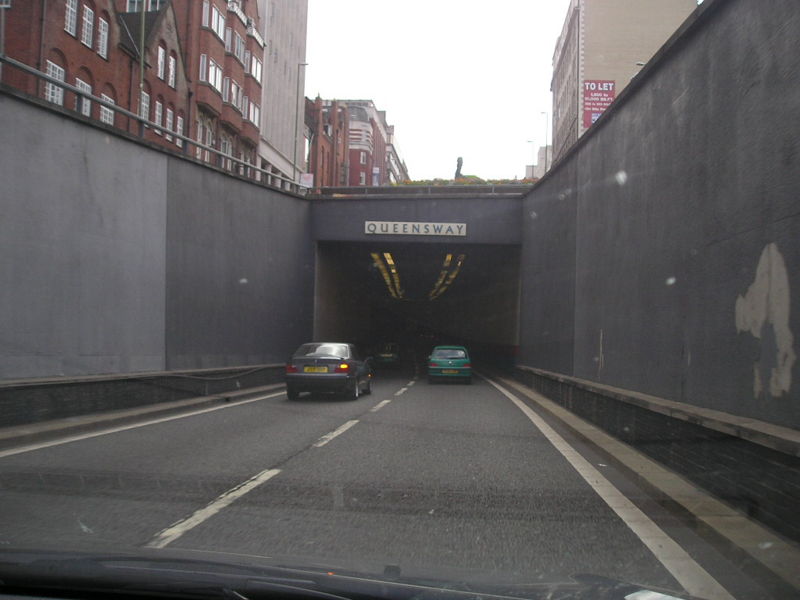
[365,221,467,237]
[583,80,616,128]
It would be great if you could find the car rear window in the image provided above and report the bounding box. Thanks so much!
[432,348,467,359]
[295,343,350,358]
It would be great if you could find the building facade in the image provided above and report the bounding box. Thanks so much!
[256,0,308,185]
[305,97,349,188]
[551,0,696,163]
[2,0,265,169]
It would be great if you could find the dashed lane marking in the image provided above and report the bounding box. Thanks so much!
[394,387,408,396]
[145,468,281,549]
[313,420,359,448]
[369,400,392,413]
[485,378,734,600]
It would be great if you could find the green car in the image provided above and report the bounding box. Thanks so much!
[427,345,472,384]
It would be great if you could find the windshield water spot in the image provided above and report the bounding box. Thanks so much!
[666,276,677,286]
[615,170,628,185]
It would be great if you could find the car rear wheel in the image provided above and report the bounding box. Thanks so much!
[363,377,372,395]
[347,381,359,401]
[286,386,299,400]
[428,376,435,384]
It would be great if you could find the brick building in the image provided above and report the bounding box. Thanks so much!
[305,96,349,188]
[2,0,265,165]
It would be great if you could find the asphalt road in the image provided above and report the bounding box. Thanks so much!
[0,366,781,598]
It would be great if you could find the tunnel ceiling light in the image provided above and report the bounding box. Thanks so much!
[370,252,404,300]
[429,254,466,300]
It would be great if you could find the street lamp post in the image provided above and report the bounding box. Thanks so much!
[293,62,308,189]
[541,111,549,173]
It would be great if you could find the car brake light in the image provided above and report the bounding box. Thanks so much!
[335,363,350,373]
[285,365,298,373]
[464,363,471,368]
[429,362,439,367]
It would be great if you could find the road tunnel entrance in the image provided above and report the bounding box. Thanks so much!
[314,241,521,365]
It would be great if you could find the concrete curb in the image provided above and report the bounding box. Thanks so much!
[0,384,285,450]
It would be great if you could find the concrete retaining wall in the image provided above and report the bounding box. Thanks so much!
[519,0,800,429]
[0,91,314,381]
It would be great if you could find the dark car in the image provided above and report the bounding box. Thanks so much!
[285,342,373,400]
[373,342,401,367]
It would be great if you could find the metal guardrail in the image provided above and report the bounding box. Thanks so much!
[0,54,309,195]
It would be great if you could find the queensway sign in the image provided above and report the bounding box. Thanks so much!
[365,221,467,236]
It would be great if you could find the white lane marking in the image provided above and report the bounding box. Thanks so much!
[0,392,286,459]
[146,468,281,549]
[313,420,359,448]
[485,378,734,600]
[406,380,416,387]
[369,400,392,413]
[394,387,408,396]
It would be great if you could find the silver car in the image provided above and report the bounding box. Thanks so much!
[285,342,373,400]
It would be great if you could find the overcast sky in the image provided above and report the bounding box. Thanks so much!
[304,0,572,181]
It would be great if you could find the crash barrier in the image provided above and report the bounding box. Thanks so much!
[513,365,800,545]
[0,365,284,429]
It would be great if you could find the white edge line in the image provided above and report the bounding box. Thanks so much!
[0,392,285,459]
[146,468,281,549]
[369,400,392,413]
[312,419,359,448]
[485,378,734,600]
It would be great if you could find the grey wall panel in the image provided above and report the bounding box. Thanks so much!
[519,0,800,427]
[164,159,314,369]
[0,96,167,378]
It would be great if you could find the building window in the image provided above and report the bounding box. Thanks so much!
[139,90,150,120]
[45,60,66,105]
[100,93,115,125]
[201,0,209,27]
[176,115,184,148]
[225,27,232,52]
[97,18,108,58]
[242,95,249,119]
[81,4,94,47]
[250,55,262,82]
[157,45,166,79]
[168,54,176,88]
[199,54,207,82]
[360,151,366,165]
[211,5,225,40]
[249,101,260,124]
[75,78,92,116]
[234,32,245,64]
[222,76,230,102]
[126,0,164,10]
[229,79,241,111]
[165,107,174,141]
[154,100,163,134]
[65,0,78,35]
[208,59,223,92]
[359,171,366,185]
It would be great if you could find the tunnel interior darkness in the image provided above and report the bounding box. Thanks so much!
[314,241,521,364]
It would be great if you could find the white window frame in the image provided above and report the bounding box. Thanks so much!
[165,108,174,141]
[176,115,184,147]
[139,90,150,121]
[225,27,232,52]
[154,100,163,134]
[75,77,92,116]
[234,32,245,64]
[250,55,262,82]
[65,0,78,35]
[199,54,208,82]
[359,171,366,185]
[157,45,166,79]
[222,76,230,102]
[97,18,109,58]
[100,93,115,125]
[45,60,66,106]
[211,6,225,40]
[168,55,176,88]
[81,4,94,47]
[201,0,210,27]
[208,59,223,92]
[360,151,367,165]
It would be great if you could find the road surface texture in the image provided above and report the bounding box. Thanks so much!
[0,366,794,599]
